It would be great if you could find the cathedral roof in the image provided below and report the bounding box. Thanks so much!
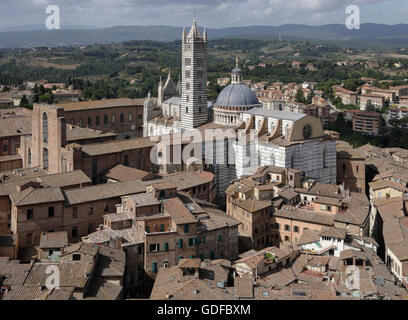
[232,65,242,74]
[244,108,306,121]
[163,72,177,96]
[216,83,260,107]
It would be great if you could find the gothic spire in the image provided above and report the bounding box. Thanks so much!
[187,17,202,40]
[182,27,186,42]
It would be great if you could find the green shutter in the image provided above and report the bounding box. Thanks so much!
[164,242,169,251]
[160,224,165,232]
[184,224,189,233]
[218,234,222,242]
[210,251,215,259]
[177,239,183,248]
[152,262,157,273]
[146,226,150,233]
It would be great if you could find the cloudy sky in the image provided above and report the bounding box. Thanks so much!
[1,0,407,29]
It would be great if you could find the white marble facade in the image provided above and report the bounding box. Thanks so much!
[143,19,337,198]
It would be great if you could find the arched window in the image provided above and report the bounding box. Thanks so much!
[27,148,31,167]
[42,112,48,143]
[43,148,49,170]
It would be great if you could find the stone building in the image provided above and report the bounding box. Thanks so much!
[225,166,370,251]
[19,103,154,181]
[0,107,117,164]
[57,98,145,139]
[333,86,357,106]
[236,108,337,184]
[359,94,385,110]
[389,85,408,99]
[0,240,125,300]
[52,89,80,103]
[0,109,31,157]
[149,258,236,299]
[361,85,395,102]
[0,169,91,235]
[83,185,240,292]
[3,169,215,248]
[336,141,366,193]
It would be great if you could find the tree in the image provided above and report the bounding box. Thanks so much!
[365,101,374,112]
[399,131,408,148]
[39,94,52,104]
[295,88,305,103]
[306,90,314,104]
[343,78,364,92]
[19,95,30,108]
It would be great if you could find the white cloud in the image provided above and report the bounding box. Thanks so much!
[398,4,408,14]
[31,0,49,5]
[0,0,403,29]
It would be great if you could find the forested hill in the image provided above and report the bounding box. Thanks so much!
[2,23,408,48]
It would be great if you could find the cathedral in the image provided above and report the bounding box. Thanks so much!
[144,18,337,198]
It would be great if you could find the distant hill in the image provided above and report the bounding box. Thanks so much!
[1,23,408,48]
[0,24,97,32]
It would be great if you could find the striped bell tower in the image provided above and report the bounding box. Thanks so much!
[180,18,208,129]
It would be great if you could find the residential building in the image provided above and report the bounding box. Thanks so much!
[359,94,385,110]
[83,186,240,287]
[52,89,80,103]
[149,258,236,299]
[361,85,395,102]
[352,111,384,135]
[0,241,125,300]
[333,86,358,106]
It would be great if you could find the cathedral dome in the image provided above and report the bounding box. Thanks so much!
[215,83,260,107]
